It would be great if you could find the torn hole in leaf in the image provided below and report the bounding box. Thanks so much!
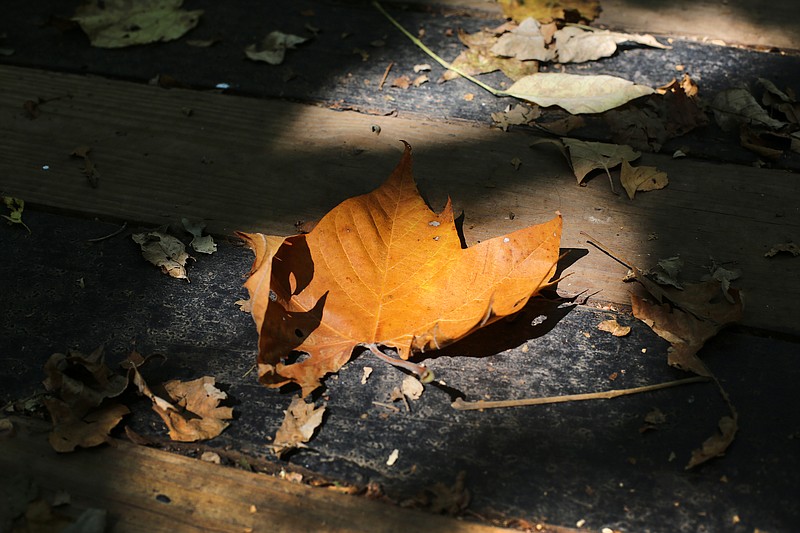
[284,351,311,365]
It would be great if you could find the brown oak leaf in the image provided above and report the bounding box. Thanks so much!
[240,142,562,396]
[272,395,326,457]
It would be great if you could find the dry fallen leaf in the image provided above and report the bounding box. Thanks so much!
[758,78,800,124]
[491,103,541,131]
[125,353,232,442]
[497,0,600,23]
[597,319,631,337]
[240,143,562,396]
[713,88,785,132]
[631,278,743,377]
[272,395,326,457]
[620,253,744,469]
[441,25,539,83]
[413,74,429,87]
[507,73,654,115]
[620,161,668,200]
[158,377,233,441]
[552,26,668,63]
[391,75,412,89]
[533,137,640,189]
[765,242,799,257]
[2,195,31,233]
[43,347,129,413]
[490,18,555,62]
[245,31,308,65]
[42,346,131,452]
[182,217,217,254]
[132,231,190,280]
[686,415,738,469]
[72,0,203,48]
[401,374,424,400]
[70,145,100,188]
[492,20,667,64]
[45,398,129,453]
[605,75,707,152]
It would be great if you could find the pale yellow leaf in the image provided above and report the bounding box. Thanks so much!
[620,161,668,200]
[505,73,654,114]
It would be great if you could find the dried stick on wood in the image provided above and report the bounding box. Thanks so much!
[452,376,708,410]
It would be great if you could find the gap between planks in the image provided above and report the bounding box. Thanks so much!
[0,65,797,334]
[0,416,523,533]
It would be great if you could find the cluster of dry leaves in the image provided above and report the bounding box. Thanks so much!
[68,0,312,66]
[441,17,666,114]
[584,241,744,468]
[131,218,216,281]
[233,143,748,468]
[712,78,800,162]
[39,345,232,452]
[30,0,774,476]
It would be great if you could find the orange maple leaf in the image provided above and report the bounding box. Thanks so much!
[240,142,562,396]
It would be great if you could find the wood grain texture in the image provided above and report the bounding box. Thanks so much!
[1,65,797,334]
[0,416,519,533]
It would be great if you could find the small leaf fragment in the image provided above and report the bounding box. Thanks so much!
[132,231,190,280]
[245,31,308,65]
[2,195,31,233]
[491,103,541,131]
[686,415,738,469]
[70,145,101,188]
[401,375,424,400]
[764,242,799,258]
[182,217,217,254]
[272,395,326,457]
[620,161,668,200]
[597,319,631,337]
[386,448,399,466]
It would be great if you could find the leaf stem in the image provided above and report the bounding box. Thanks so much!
[372,1,503,97]
[366,343,435,383]
[451,376,709,410]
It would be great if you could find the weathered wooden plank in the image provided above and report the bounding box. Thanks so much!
[1,65,797,334]
[0,416,522,533]
[398,0,800,51]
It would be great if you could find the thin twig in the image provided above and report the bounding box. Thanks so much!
[87,221,127,242]
[372,401,401,412]
[451,376,709,410]
[378,61,394,91]
[242,363,257,378]
[372,1,502,97]
[580,231,633,270]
